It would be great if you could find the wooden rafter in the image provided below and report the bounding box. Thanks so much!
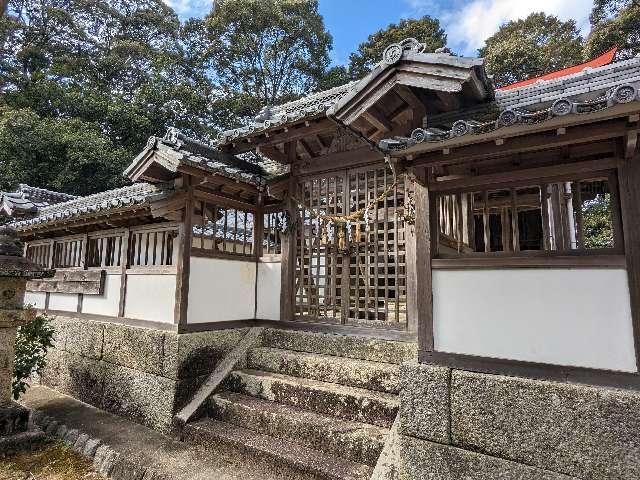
[362,106,393,133]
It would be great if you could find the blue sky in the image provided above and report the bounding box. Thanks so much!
[163,0,594,63]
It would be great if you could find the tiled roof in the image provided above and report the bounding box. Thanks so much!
[217,82,358,144]
[1,184,77,217]
[380,55,640,151]
[12,183,168,230]
[129,128,289,186]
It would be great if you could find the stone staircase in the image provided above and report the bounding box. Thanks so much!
[182,328,417,480]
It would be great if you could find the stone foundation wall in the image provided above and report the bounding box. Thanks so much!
[39,315,248,432]
[398,362,640,480]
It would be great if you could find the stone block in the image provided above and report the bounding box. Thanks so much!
[110,455,147,480]
[45,420,59,435]
[450,370,640,480]
[74,433,89,452]
[64,428,79,445]
[93,444,111,470]
[103,323,166,376]
[55,424,68,439]
[83,437,101,457]
[399,435,577,480]
[60,317,104,360]
[56,352,105,407]
[101,362,177,432]
[0,402,29,435]
[399,362,451,444]
[168,329,247,380]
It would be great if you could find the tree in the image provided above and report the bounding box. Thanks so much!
[585,0,640,60]
[0,107,129,195]
[0,0,218,193]
[479,13,584,87]
[203,0,332,121]
[348,17,446,79]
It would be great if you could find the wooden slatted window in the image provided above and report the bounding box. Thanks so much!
[192,200,254,257]
[52,237,83,268]
[434,172,622,257]
[295,166,407,328]
[128,225,178,267]
[26,241,52,268]
[263,211,283,255]
[86,232,124,268]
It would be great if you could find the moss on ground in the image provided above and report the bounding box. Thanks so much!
[0,439,103,480]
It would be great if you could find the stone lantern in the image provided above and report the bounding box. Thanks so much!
[0,226,52,442]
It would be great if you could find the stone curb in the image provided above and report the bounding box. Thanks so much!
[31,409,170,480]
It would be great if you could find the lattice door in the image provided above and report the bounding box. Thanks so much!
[295,165,407,329]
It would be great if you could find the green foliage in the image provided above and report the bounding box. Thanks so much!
[582,193,614,249]
[479,12,584,87]
[348,16,446,79]
[585,0,640,60]
[203,0,332,120]
[0,0,217,194]
[13,309,55,400]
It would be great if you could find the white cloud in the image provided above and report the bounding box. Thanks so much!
[404,0,593,56]
[163,0,212,20]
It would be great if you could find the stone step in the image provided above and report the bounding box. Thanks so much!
[184,419,374,480]
[225,369,398,428]
[261,328,417,365]
[209,391,387,466]
[248,347,401,394]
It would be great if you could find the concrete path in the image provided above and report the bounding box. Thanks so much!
[20,385,318,480]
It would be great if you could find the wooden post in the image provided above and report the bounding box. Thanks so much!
[174,176,194,327]
[253,195,264,258]
[117,229,130,317]
[406,167,433,346]
[280,177,297,321]
[618,154,640,370]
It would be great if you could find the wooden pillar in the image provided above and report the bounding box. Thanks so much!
[253,194,264,258]
[618,153,640,371]
[280,177,297,322]
[117,229,130,317]
[406,167,433,347]
[174,176,194,327]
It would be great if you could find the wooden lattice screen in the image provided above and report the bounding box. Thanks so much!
[295,165,407,329]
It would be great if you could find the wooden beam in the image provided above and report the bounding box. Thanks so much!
[174,178,194,326]
[406,167,433,344]
[285,141,298,164]
[411,118,631,167]
[257,144,288,164]
[626,130,638,159]
[298,139,316,158]
[429,157,619,193]
[362,107,393,133]
[314,135,329,155]
[395,85,426,121]
[618,155,640,371]
[245,119,335,150]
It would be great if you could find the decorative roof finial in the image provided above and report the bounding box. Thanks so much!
[435,46,452,55]
[382,38,426,66]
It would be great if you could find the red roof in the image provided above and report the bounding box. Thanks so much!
[498,48,618,91]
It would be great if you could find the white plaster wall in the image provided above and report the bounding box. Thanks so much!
[433,268,637,372]
[124,274,176,323]
[24,291,46,309]
[257,261,281,321]
[82,274,121,317]
[188,256,256,323]
[48,293,78,312]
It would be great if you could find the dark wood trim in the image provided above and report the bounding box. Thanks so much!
[617,154,640,371]
[259,319,417,342]
[429,159,618,193]
[193,189,258,212]
[432,254,627,269]
[117,228,130,316]
[279,176,297,321]
[177,319,256,333]
[191,248,256,262]
[174,178,194,326]
[406,167,433,347]
[41,310,179,332]
[420,350,640,391]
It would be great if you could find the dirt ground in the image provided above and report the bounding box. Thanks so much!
[0,440,104,480]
